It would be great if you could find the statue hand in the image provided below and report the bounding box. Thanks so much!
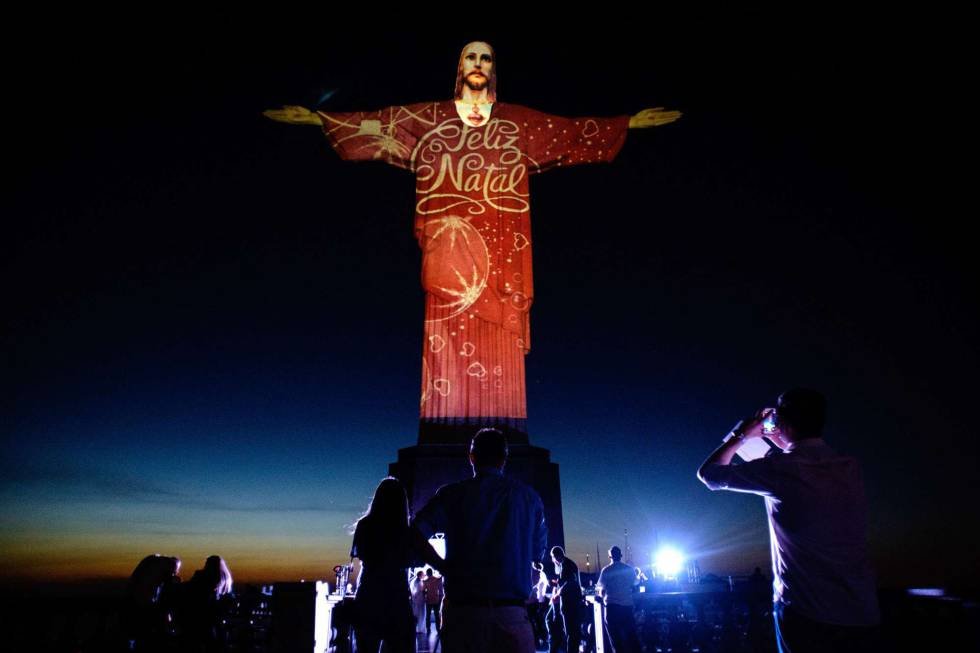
[262,105,323,126]
[629,107,682,129]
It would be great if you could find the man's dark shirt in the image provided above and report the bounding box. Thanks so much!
[556,558,582,601]
[700,439,879,625]
[413,468,548,602]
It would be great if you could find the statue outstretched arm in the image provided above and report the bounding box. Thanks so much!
[629,107,682,129]
[262,105,323,126]
[265,102,426,169]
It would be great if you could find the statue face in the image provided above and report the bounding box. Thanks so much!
[460,41,494,93]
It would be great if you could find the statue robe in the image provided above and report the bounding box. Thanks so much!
[318,101,629,442]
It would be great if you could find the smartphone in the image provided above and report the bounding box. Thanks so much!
[762,411,778,435]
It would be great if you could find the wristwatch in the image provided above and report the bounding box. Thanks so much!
[723,431,745,444]
[723,418,748,443]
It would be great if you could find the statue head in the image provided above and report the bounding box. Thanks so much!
[454,41,496,102]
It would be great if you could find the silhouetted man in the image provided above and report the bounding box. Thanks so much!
[423,568,444,632]
[412,428,548,653]
[697,388,880,653]
[597,546,640,653]
[550,545,582,653]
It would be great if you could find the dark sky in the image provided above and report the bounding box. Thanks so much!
[3,13,976,587]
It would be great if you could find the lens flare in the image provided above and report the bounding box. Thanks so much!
[654,546,685,578]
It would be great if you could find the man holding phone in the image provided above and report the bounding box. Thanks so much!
[697,388,880,653]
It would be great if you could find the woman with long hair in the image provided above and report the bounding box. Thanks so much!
[177,555,234,652]
[123,554,181,651]
[194,555,233,598]
[350,477,416,653]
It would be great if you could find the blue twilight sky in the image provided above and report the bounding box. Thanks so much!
[3,16,977,588]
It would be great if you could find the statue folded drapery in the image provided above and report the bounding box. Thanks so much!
[317,100,629,443]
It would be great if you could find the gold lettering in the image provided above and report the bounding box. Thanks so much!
[412,118,529,215]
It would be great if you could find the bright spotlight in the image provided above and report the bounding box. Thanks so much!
[654,546,684,579]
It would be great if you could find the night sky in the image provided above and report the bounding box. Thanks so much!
[4,14,976,589]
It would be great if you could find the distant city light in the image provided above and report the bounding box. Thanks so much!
[654,546,685,579]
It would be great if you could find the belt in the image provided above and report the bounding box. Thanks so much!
[451,597,527,608]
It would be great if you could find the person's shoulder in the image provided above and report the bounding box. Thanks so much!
[352,517,366,536]
[503,473,544,500]
[416,480,465,515]
[790,440,856,463]
[502,472,532,488]
[737,452,787,471]
[432,478,470,499]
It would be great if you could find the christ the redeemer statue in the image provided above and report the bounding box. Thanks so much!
[265,41,680,444]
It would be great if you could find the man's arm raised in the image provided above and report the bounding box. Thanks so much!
[629,107,682,129]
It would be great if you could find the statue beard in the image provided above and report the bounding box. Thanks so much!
[465,72,489,92]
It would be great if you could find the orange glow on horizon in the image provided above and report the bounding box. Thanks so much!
[0,535,354,586]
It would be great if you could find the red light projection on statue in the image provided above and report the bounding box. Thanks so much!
[317,101,629,440]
